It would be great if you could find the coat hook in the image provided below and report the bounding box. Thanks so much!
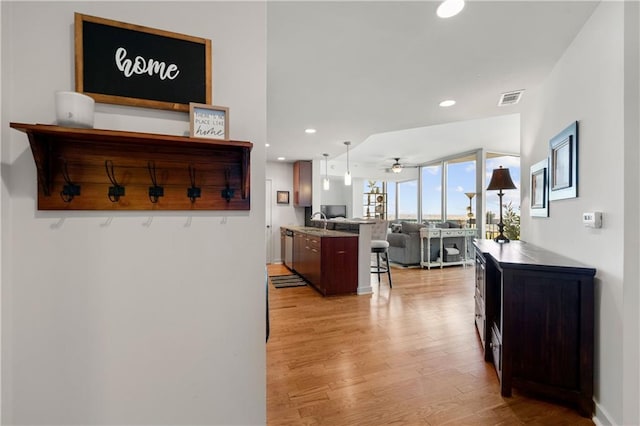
[147,161,164,203]
[105,160,125,202]
[60,159,80,203]
[187,164,201,203]
[221,168,235,202]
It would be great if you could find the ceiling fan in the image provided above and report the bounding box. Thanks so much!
[386,158,418,174]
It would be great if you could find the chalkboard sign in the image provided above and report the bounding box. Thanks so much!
[75,13,211,112]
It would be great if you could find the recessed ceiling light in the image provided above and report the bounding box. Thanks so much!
[439,99,456,107]
[265,143,270,147]
[437,0,465,18]
[277,157,285,161]
[305,128,317,134]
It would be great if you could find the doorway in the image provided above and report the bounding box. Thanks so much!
[265,179,273,263]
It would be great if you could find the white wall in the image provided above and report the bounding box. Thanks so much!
[520,2,638,424]
[623,1,640,423]
[265,161,306,263]
[318,177,351,207]
[1,2,266,424]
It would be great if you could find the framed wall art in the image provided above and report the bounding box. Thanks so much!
[530,159,549,217]
[75,13,211,112]
[276,191,290,205]
[189,103,229,140]
[549,121,578,201]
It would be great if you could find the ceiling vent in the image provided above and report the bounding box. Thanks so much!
[498,90,524,106]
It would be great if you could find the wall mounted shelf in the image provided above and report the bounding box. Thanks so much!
[10,122,252,211]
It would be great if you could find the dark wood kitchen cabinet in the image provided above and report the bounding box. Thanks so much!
[289,228,357,296]
[473,240,596,417]
[293,160,312,207]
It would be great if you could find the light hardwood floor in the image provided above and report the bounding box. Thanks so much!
[266,263,595,425]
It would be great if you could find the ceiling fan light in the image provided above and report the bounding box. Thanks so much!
[437,0,465,18]
[391,163,403,173]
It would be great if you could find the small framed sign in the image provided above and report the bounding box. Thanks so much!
[189,103,229,140]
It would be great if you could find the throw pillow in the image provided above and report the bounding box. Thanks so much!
[401,221,424,234]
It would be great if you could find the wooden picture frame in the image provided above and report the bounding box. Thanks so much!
[530,159,549,217]
[277,191,290,205]
[189,103,229,140]
[549,121,578,200]
[75,13,211,112]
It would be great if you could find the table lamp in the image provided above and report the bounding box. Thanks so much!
[486,166,517,243]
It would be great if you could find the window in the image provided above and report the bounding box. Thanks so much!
[397,179,418,220]
[445,155,476,226]
[387,182,396,220]
[421,164,442,222]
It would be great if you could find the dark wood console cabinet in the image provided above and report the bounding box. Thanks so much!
[473,240,596,417]
[10,123,252,211]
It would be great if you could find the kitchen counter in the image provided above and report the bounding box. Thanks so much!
[284,225,358,238]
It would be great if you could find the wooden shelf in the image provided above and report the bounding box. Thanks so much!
[10,123,252,210]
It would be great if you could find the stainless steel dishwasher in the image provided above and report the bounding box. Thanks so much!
[284,229,294,269]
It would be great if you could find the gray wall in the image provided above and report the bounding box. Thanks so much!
[1,2,266,424]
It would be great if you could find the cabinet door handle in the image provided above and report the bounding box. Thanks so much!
[336,250,346,254]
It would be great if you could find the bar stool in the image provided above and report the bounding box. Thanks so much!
[370,219,392,287]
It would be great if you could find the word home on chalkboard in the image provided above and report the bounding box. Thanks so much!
[75,13,212,112]
[190,103,229,140]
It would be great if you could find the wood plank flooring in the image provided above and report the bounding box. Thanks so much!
[266,263,594,425]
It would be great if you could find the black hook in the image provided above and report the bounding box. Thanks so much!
[187,164,201,203]
[221,167,235,202]
[147,161,164,204]
[105,160,125,202]
[60,160,80,203]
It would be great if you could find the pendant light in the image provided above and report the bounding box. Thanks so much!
[344,141,352,186]
[322,153,330,190]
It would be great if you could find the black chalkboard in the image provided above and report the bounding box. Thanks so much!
[75,13,211,112]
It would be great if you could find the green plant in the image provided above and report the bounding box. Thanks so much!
[503,201,520,241]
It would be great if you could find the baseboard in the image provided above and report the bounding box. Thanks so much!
[593,400,616,426]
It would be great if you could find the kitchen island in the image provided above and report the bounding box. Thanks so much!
[282,220,376,296]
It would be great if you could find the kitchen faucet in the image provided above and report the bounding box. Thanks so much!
[310,211,328,231]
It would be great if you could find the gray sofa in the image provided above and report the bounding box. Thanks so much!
[387,221,465,266]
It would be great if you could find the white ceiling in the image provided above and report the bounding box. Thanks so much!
[266,1,599,177]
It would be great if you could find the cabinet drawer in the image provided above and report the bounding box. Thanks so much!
[442,229,465,237]
[420,228,441,238]
[308,237,321,250]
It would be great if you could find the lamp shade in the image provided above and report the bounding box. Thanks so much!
[487,166,517,190]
